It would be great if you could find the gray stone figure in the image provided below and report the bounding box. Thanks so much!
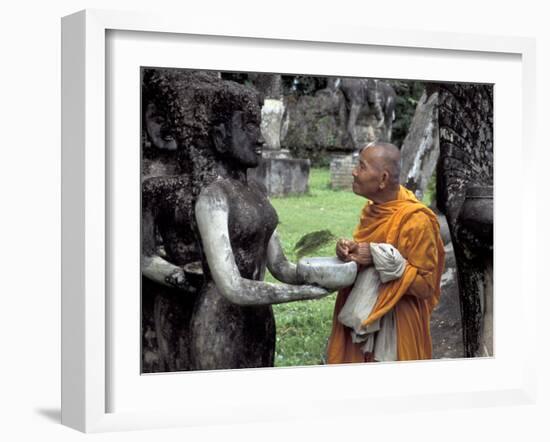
[334,78,397,147]
[187,74,329,370]
[437,83,493,358]
[141,68,329,371]
[140,69,207,372]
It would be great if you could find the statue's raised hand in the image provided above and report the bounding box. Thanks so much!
[165,268,196,293]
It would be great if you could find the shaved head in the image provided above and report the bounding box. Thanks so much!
[360,142,401,188]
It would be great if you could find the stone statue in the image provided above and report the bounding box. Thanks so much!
[140,69,205,372]
[333,78,397,147]
[141,68,329,371]
[187,74,329,370]
[437,83,493,357]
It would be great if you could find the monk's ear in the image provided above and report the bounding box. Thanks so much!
[379,170,389,190]
[212,123,227,154]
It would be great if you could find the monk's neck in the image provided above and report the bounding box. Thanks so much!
[370,187,400,205]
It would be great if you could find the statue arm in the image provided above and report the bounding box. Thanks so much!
[141,254,188,289]
[141,207,193,291]
[195,188,329,306]
[266,231,304,284]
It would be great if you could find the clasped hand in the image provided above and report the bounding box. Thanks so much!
[336,238,373,266]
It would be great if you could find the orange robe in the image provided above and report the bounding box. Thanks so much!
[327,186,445,363]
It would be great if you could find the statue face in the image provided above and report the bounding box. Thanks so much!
[226,110,263,168]
[144,102,177,151]
[352,147,383,199]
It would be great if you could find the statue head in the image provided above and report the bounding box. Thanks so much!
[141,68,263,170]
[143,101,177,152]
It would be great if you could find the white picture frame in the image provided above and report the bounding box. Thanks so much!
[61,9,537,433]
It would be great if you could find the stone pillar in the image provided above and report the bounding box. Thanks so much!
[247,74,310,196]
[261,98,287,153]
[329,154,354,190]
[249,156,310,197]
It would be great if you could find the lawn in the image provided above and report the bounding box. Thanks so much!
[267,167,365,367]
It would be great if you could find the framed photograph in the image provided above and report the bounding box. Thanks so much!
[61,9,536,433]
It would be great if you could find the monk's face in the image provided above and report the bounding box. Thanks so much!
[352,147,384,199]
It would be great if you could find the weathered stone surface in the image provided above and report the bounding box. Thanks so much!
[261,98,286,151]
[297,257,358,291]
[437,83,494,357]
[249,73,283,100]
[248,156,310,196]
[336,78,397,147]
[431,217,464,359]
[329,154,354,190]
[282,82,395,163]
[191,177,279,370]
[141,69,286,372]
[282,90,347,156]
[399,88,439,200]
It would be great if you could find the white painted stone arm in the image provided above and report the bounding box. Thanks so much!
[141,255,188,289]
[266,230,304,284]
[195,188,329,306]
[141,209,191,291]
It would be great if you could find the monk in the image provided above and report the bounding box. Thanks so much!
[327,142,445,363]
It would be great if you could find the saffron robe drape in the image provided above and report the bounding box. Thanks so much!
[327,186,445,363]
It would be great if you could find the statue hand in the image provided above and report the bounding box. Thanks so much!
[300,284,331,299]
[165,268,196,293]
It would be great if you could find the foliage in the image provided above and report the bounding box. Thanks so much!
[267,168,365,367]
[386,80,426,148]
[422,171,437,207]
[294,230,336,260]
[281,75,328,96]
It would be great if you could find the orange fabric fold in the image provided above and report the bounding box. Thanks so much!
[327,186,445,363]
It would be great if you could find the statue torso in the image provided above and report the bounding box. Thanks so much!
[201,177,278,281]
[142,174,200,266]
[191,177,278,370]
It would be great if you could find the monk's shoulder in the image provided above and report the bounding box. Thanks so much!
[407,209,432,224]
[401,208,438,237]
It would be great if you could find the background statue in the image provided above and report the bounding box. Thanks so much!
[436,83,493,357]
[333,77,397,147]
[142,69,329,371]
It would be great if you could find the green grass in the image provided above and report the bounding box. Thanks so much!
[268,168,365,367]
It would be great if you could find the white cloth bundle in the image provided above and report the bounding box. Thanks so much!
[337,243,406,361]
